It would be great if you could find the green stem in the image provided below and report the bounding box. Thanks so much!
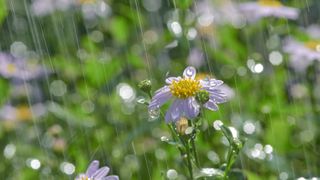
[223,144,238,179]
[185,139,194,179]
[167,124,188,168]
[190,121,200,168]
[173,126,194,179]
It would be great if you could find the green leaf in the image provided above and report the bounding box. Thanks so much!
[0,0,7,25]
[109,17,129,45]
[0,78,9,105]
[84,59,122,87]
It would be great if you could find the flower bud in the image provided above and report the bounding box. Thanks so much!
[176,117,189,135]
[138,79,152,94]
[195,90,210,104]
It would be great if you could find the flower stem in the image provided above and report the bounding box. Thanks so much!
[184,139,194,179]
[190,120,200,168]
[223,147,235,179]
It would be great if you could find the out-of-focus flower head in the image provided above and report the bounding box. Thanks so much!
[195,0,244,28]
[81,0,111,21]
[283,25,320,72]
[238,0,299,22]
[0,53,46,81]
[0,104,46,122]
[75,160,119,180]
[31,0,76,16]
[187,48,205,68]
[149,66,227,123]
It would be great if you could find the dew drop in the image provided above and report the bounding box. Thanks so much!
[160,136,169,142]
[148,108,160,121]
[166,169,178,179]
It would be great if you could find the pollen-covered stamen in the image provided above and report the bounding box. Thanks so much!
[169,78,202,98]
[304,40,320,51]
[258,0,282,7]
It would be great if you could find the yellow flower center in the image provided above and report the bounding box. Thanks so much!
[7,63,17,73]
[304,40,320,51]
[170,78,202,99]
[258,0,282,7]
[17,106,32,121]
[79,175,90,180]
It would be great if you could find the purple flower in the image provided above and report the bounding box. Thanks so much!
[0,53,46,81]
[283,37,320,72]
[149,66,227,123]
[76,160,119,180]
[238,0,299,22]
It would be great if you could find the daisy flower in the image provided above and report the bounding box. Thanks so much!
[149,66,227,123]
[283,25,320,72]
[0,53,46,81]
[238,0,299,22]
[75,160,119,180]
[0,104,46,122]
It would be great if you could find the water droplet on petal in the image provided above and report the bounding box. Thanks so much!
[183,66,196,79]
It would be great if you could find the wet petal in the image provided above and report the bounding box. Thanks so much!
[200,79,224,88]
[183,66,196,79]
[183,98,200,119]
[207,90,227,104]
[86,160,100,177]
[103,175,120,180]
[92,167,110,178]
[149,86,172,109]
[204,99,219,111]
[165,76,180,84]
[165,100,183,123]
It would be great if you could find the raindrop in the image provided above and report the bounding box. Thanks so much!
[166,169,178,179]
[50,80,67,97]
[253,64,264,73]
[169,21,182,37]
[207,151,220,164]
[200,168,222,176]
[187,28,197,40]
[89,30,104,43]
[264,144,273,154]
[185,127,193,135]
[213,120,223,130]
[243,121,255,135]
[160,136,169,142]
[269,51,283,66]
[228,127,239,138]
[148,108,160,121]
[28,159,41,170]
[137,99,146,104]
[117,83,136,102]
[3,144,16,159]
[155,149,166,160]
[81,100,95,114]
[10,41,27,58]
[237,67,247,76]
[60,162,75,175]
[279,171,288,180]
